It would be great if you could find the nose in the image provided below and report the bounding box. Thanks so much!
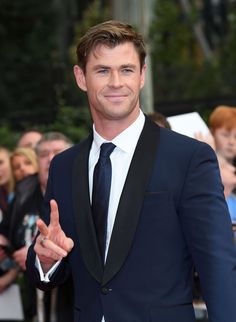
[109,71,122,87]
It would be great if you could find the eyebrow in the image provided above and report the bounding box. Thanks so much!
[92,64,137,71]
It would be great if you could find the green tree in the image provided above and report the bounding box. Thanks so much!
[149,0,236,112]
[218,5,236,96]
[0,0,58,129]
[0,0,112,147]
[40,105,92,143]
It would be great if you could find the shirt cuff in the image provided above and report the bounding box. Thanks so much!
[35,255,61,282]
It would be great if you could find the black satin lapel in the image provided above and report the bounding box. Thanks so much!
[72,134,103,283]
[102,117,160,285]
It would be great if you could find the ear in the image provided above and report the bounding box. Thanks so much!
[73,65,87,91]
[140,64,147,89]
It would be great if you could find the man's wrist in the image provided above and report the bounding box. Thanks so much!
[35,255,61,282]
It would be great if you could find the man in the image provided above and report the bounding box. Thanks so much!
[35,132,73,195]
[26,21,236,322]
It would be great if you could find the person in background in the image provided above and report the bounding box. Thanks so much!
[0,147,39,321]
[17,130,43,150]
[11,147,39,182]
[0,147,18,300]
[209,106,236,165]
[209,106,236,224]
[148,111,171,129]
[196,106,236,224]
[0,147,14,220]
[35,132,73,195]
[26,20,236,322]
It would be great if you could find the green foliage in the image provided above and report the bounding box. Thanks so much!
[150,2,195,66]
[0,0,58,127]
[149,0,236,107]
[40,105,92,144]
[2,0,236,146]
[70,0,111,65]
[0,0,110,146]
[218,7,236,95]
[0,124,19,149]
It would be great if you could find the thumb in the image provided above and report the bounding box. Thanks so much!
[63,237,74,253]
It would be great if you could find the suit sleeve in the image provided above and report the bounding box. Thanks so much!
[178,142,236,320]
[26,160,71,291]
[26,242,70,291]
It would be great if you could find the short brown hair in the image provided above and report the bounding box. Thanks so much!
[76,20,146,72]
[209,105,236,132]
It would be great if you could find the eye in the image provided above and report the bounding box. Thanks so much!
[218,130,229,138]
[122,68,134,74]
[97,69,109,75]
[222,132,229,137]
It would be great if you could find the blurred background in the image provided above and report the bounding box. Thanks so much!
[1,0,236,147]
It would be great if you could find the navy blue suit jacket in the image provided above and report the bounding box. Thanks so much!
[27,117,236,322]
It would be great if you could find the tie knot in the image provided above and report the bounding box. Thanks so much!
[100,142,116,158]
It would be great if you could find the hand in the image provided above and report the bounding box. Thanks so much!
[34,199,74,273]
[13,246,28,271]
[194,132,216,150]
[0,268,18,293]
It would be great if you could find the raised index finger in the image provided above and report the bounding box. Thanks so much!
[50,199,60,227]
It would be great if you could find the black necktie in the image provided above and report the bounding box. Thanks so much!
[92,142,116,260]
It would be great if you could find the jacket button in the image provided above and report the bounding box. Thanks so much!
[101,287,111,295]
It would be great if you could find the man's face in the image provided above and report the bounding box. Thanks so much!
[74,42,146,126]
[214,127,236,162]
[37,140,70,193]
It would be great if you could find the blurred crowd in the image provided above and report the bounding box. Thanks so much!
[149,105,236,229]
[194,106,236,225]
[0,105,236,322]
[0,130,74,322]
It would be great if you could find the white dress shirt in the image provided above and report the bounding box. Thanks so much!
[37,110,145,321]
[90,111,145,261]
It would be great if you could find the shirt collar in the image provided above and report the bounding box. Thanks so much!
[92,110,145,154]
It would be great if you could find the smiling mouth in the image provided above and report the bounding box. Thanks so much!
[105,94,127,97]
[104,94,127,101]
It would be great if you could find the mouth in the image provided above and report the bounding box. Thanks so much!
[104,94,128,102]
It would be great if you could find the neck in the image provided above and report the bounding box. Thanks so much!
[93,110,140,140]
